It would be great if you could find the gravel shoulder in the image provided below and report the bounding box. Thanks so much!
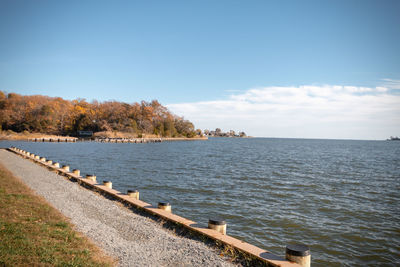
[0,149,237,267]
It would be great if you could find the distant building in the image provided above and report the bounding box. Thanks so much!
[77,131,93,137]
[205,128,246,137]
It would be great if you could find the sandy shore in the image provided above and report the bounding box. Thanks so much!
[0,149,237,267]
[0,131,77,141]
[0,130,208,141]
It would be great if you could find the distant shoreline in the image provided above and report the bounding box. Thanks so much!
[2,130,393,142]
[0,132,77,141]
[0,131,208,141]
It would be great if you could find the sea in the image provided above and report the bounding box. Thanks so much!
[1,137,399,266]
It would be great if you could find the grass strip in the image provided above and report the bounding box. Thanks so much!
[0,162,116,267]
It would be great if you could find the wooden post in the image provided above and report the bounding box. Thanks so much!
[127,190,139,200]
[208,218,227,235]
[158,202,171,212]
[103,181,112,189]
[62,165,70,171]
[86,174,96,182]
[286,244,311,267]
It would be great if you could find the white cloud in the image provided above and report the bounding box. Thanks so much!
[167,85,400,140]
[382,79,400,90]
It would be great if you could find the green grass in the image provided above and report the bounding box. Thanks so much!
[0,163,116,267]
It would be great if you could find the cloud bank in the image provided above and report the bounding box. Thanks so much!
[167,84,400,140]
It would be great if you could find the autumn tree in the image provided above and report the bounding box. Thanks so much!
[0,91,197,138]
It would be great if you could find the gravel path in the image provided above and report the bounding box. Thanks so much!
[0,150,237,267]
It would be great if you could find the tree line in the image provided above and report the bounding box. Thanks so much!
[0,91,198,137]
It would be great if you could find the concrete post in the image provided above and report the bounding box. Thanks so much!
[127,190,139,200]
[208,219,227,235]
[53,162,60,168]
[72,169,80,176]
[46,160,53,164]
[35,155,40,160]
[286,244,311,267]
[40,157,46,162]
[158,202,171,212]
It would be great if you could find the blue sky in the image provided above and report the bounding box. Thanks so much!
[1,0,399,139]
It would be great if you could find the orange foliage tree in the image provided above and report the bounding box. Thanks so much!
[0,91,197,137]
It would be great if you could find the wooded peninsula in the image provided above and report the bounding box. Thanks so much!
[0,91,200,138]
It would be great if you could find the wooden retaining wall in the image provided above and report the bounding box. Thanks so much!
[28,137,78,142]
[95,138,162,143]
[27,137,208,143]
[94,137,208,143]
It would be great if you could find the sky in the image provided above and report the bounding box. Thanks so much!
[1,0,399,139]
